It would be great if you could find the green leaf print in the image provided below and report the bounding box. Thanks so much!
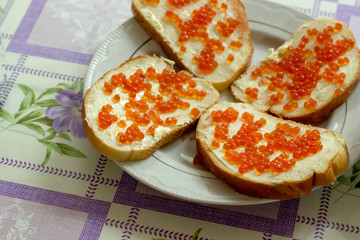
[336,175,352,186]
[191,228,202,240]
[41,148,52,166]
[20,122,45,136]
[40,131,56,142]
[38,140,63,155]
[0,109,15,123]
[33,116,53,127]
[37,87,62,100]
[70,80,79,90]
[56,143,87,158]
[17,109,44,123]
[332,158,360,203]
[1,82,87,165]
[33,99,59,108]
[58,133,71,141]
[57,82,73,89]
[17,84,36,112]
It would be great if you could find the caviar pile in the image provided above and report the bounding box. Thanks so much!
[98,67,206,145]
[247,22,354,112]
[144,0,244,74]
[210,107,323,174]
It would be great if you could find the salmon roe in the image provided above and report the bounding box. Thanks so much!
[167,0,199,8]
[179,45,186,54]
[220,2,227,11]
[211,107,239,124]
[227,54,234,63]
[98,104,118,130]
[191,108,200,118]
[249,22,354,110]
[304,97,317,110]
[213,109,323,175]
[269,91,284,105]
[230,41,243,50]
[245,87,258,100]
[164,2,243,74]
[113,94,120,103]
[217,18,240,38]
[145,0,159,5]
[334,88,342,96]
[99,66,207,145]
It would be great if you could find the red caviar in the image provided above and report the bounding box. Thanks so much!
[269,91,284,105]
[144,0,159,5]
[230,41,243,50]
[211,107,239,124]
[117,123,145,144]
[245,87,258,100]
[249,23,354,112]
[220,3,227,11]
[164,117,177,126]
[283,100,298,112]
[164,3,243,74]
[227,54,234,63]
[211,140,220,149]
[214,109,322,174]
[216,18,240,38]
[98,104,118,130]
[191,108,200,118]
[179,45,186,54]
[99,66,208,144]
[304,98,317,110]
[167,0,198,8]
[113,94,120,103]
[334,88,342,96]
[146,124,157,135]
[117,120,127,128]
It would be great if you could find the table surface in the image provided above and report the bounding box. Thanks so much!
[1,0,360,239]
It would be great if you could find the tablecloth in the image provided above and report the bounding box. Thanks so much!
[0,0,360,239]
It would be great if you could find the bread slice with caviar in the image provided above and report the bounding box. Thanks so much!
[82,55,219,161]
[231,18,360,123]
[196,102,349,200]
[132,0,253,92]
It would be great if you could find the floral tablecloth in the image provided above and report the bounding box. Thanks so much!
[1,0,360,239]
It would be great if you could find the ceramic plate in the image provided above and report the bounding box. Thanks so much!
[84,0,360,205]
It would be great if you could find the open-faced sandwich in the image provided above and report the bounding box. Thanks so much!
[231,18,360,123]
[82,55,219,161]
[196,102,349,200]
[132,0,253,91]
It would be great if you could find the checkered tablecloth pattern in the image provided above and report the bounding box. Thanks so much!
[0,0,360,239]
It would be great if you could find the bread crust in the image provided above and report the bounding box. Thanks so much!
[132,0,253,92]
[231,18,360,124]
[196,102,349,200]
[83,55,219,161]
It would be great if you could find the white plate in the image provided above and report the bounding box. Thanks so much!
[84,0,360,205]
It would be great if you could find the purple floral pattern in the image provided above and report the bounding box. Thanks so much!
[45,89,85,138]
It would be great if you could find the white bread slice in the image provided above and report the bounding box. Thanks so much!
[132,0,253,92]
[196,102,349,200]
[83,55,219,161]
[231,18,360,123]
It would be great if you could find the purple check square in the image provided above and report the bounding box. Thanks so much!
[0,180,110,239]
[6,0,127,65]
[113,172,300,238]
